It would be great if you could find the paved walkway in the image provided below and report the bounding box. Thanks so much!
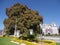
[40,36,60,43]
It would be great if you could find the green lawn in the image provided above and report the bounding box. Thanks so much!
[56,43,60,45]
[0,37,19,45]
[0,37,60,45]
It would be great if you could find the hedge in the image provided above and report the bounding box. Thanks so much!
[13,37,56,45]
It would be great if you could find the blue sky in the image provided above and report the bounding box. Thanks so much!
[0,0,60,29]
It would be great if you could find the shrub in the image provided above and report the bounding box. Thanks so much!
[13,37,56,45]
[19,33,37,42]
[3,35,5,37]
[13,38,39,45]
[19,36,28,40]
[27,35,36,41]
[41,40,56,45]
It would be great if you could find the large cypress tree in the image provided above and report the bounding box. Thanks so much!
[4,3,43,35]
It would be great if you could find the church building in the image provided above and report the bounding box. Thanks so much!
[40,23,59,35]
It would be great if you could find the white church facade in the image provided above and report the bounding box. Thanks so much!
[40,23,59,35]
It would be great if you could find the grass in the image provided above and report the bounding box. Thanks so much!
[0,37,57,45]
[0,37,19,45]
[56,43,60,45]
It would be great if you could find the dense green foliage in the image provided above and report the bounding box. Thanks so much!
[58,26,60,35]
[4,3,43,35]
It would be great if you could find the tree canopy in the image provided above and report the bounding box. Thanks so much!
[4,3,43,35]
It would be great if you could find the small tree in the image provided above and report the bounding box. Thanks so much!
[58,26,60,35]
